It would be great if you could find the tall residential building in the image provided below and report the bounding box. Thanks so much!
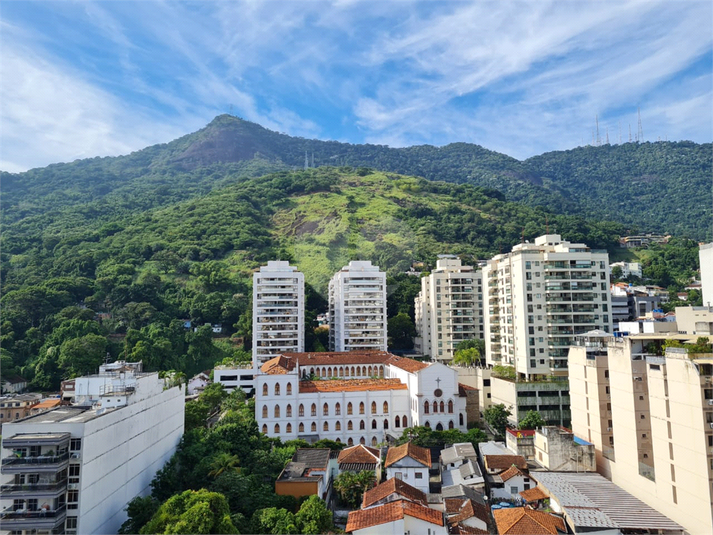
[483,234,612,379]
[569,333,713,535]
[0,362,184,535]
[328,261,387,352]
[700,242,713,307]
[414,255,484,362]
[253,261,305,370]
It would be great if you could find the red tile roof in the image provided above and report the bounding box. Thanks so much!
[500,465,527,482]
[346,500,443,532]
[362,478,427,508]
[448,498,489,525]
[261,355,297,374]
[451,524,489,535]
[385,442,431,468]
[338,444,381,465]
[519,487,548,502]
[483,455,528,472]
[493,508,566,535]
[285,350,394,366]
[386,355,430,372]
[299,378,407,393]
[32,398,61,410]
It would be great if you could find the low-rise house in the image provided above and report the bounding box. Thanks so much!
[362,478,427,508]
[493,507,566,535]
[29,398,61,415]
[444,497,489,533]
[0,394,42,426]
[338,444,382,480]
[519,486,549,509]
[346,499,446,535]
[533,472,684,534]
[213,363,255,394]
[385,442,432,493]
[441,459,484,489]
[491,465,532,500]
[481,454,527,475]
[187,371,211,395]
[275,448,332,501]
[504,428,535,460]
[533,426,595,472]
[440,442,478,470]
[1,376,28,394]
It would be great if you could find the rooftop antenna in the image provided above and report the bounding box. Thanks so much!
[304,151,309,170]
[637,107,643,142]
[595,115,600,146]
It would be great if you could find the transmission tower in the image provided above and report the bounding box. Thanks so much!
[629,124,632,143]
[304,151,309,170]
[637,107,643,142]
[606,128,609,145]
[596,115,600,146]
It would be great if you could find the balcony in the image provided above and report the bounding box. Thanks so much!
[0,505,66,530]
[0,479,67,498]
[1,452,70,473]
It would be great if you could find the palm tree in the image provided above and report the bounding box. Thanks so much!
[208,452,241,479]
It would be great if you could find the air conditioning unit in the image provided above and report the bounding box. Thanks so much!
[67,483,78,490]
[709,423,713,430]
[708,400,713,406]
[607,427,612,432]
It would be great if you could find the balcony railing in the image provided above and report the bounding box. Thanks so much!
[0,504,67,521]
[0,480,67,494]
[2,452,70,467]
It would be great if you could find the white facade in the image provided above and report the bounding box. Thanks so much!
[213,364,255,394]
[0,369,184,535]
[253,261,305,370]
[329,261,387,352]
[483,234,612,379]
[255,352,468,447]
[414,256,484,362]
[610,261,643,279]
[700,243,713,307]
[385,457,430,494]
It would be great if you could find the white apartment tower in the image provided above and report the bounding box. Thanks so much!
[0,363,184,535]
[329,261,387,352]
[483,234,612,379]
[569,333,713,535]
[253,261,305,370]
[414,255,484,361]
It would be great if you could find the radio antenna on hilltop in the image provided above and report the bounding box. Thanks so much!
[618,121,622,144]
[629,124,632,143]
[595,115,600,146]
[606,128,609,145]
[304,151,309,170]
[311,152,315,168]
[637,107,644,143]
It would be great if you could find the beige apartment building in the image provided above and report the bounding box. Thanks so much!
[414,255,484,361]
[483,234,611,379]
[569,331,713,535]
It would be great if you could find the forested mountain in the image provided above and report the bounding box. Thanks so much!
[1,167,622,391]
[3,115,710,240]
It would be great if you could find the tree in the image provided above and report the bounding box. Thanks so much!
[250,507,298,535]
[119,495,160,534]
[452,347,481,366]
[518,410,547,430]
[333,470,375,509]
[57,334,107,378]
[387,312,416,350]
[492,364,516,380]
[140,489,237,534]
[611,265,623,280]
[208,452,241,479]
[484,403,512,436]
[295,495,334,534]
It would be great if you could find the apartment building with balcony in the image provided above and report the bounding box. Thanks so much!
[568,332,713,535]
[483,234,611,379]
[329,261,387,352]
[253,261,305,371]
[0,363,184,535]
[414,255,484,362]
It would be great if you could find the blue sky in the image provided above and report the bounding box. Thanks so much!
[1,0,711,172]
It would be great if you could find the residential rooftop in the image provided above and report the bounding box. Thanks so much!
[346,499,443,531]
[299,378,408,393]
[362,478,427,508]
[385,442,431,468]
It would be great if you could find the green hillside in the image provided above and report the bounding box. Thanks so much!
[4,115,709,240]
[1,167,622,390]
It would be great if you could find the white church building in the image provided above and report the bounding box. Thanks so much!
[255,351,470,447]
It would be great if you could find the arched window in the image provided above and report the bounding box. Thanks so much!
[383,419,389,429]
[345,367,350,377]
[286,404,292,417]
[311,404,317,417]
[348,438,354,446]
[311,422,317,432]
[371,437,378,446]
[339,367,344,376]
[335,403,341,416]
[336,421,341,431]
[310,367,315,376]
[424,401,430,414]
[274,405,280,418]
[357,367,362,377]
[274,384,280,396]
[323,403,329,416]
[372,420,377,429]
[362,366,367,376]
[433,401,438,413]
[299,404,304,417]
[299,423,304,432]
[368,366,373,376]
[336,437,341,443]
[286,383,292,395]
[262,405,268,418]
[347,402,353,415]
[379,366,384,377]
[360,437,366,445]
[448,400,454,413]
[323,422,329,431]
[262,384,268,396]
[383,402,389,414]
[459,413,464,426]
[317,368,322,378]
[425,421,431,429]
[436,422,444,431]
[275,423,281,433]
[287,423,292,433]
[402,415,408,427]
[351,366,356,376]
[448,420,454,429]
[328,367,332,377]
[440,401,445,413]
[395,416,401,428]
[359,402,365,415]
[371,401,377,414]
[348,420,353,430]
[360,420,366,430]
[262,424,267,434]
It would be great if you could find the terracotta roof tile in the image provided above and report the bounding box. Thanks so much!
[261,355,296,374]
[385,442,431,468]
[451,524,489,535]
[493,508,566,535]
[484,455,528,472]
[362,478,427,508]
[346,500,443,532]
[299,378,407,393]
[448,499,489,525]
[458,383,477,397]
[285,350,394,366]
[445,498,468,514]
[519,487,548,502]
[385,355,430,372]
[500,465,527,482]
[32,399,61,409]
[338,444,380,465]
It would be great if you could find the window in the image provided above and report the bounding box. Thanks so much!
[459,413,464,426]
[262,424,268,434]
[383,401,389,414]
[311,422,317,432]
[371,401,377,414]
[415,472,423,479]
[286,383,292,395]
[448,420,454,429]
[510,486,519,494]
[336,421,341,431]
[286,423,292,433]
[70,439,81,451]
[347,402,353,415]
[299,423,304,432]
[402,415,408,427]
[274,384,280,396]
[69,464,80,483]
[262,405,268,418]
[348,421,353,430]
[372,420,377,429]
[348,438,354,446]
[323,403,329,416]
[383,419,389,429]
[299,404,304,417]
[274,405,280,418]
[424,401,430,414]
[359,402,365,415]
[323,422,329,431]
[311,404,317,417]
[395,415,401,428]
[360,420,366,430]
[262,384,268,396]
[335,403,341,416]
[286,404,292,417]
[66,518,78,530]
